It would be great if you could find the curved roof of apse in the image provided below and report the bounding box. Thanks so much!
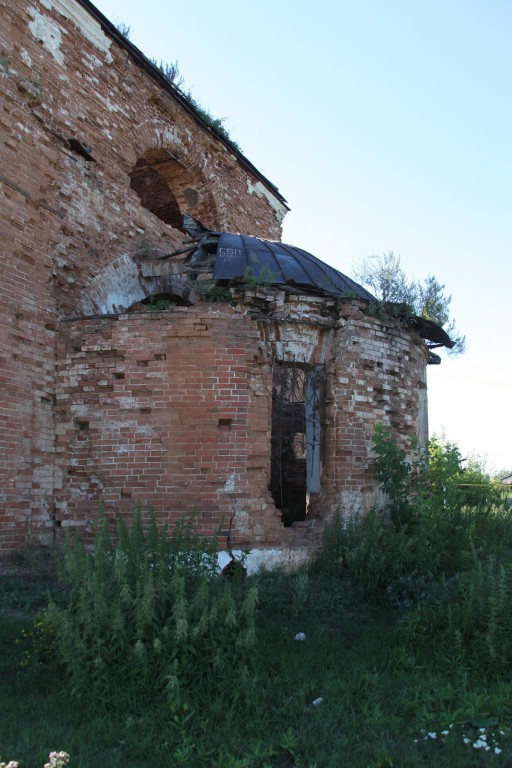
[212,233,375,301]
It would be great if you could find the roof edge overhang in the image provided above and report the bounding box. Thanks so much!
[160,227,454,354]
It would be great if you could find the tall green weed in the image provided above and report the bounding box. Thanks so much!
[42,510,257,712]
[399,551,512,678]
[317,424,512,679]
[316,426,512,610]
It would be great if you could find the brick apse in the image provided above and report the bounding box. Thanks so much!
[0,0,450,567]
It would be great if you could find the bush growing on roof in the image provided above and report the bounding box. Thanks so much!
[353,252,466,355]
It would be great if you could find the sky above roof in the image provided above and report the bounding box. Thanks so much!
[93,0,512,473]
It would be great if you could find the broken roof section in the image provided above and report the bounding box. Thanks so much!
[160,221,374,301]
[159,218,454,356]
[213,233,375,301]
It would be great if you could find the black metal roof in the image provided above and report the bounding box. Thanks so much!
[160,222,454,354]
[212,233,375,301]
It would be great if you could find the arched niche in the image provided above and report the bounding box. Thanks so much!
[73,253,199,317]
[129,148,219,231]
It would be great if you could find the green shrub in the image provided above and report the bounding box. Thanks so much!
[399,551,512,678]
[315,427,512,607]
[42,510,257,712]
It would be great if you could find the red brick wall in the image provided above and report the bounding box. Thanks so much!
[324,302,428,519]
[52,299,428,551]
[0,0,286,550]
[55,305,285,547]
[0,0,428,554]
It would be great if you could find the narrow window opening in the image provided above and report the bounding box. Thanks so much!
[269,360,325,527]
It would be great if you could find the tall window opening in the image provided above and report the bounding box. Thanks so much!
[269,360,325,526]
[129,158,184,231]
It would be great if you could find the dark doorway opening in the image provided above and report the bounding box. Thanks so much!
[269,360,325,526]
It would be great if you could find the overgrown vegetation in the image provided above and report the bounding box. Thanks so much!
[151,58,241,152]
[144,298,176,312]
[353,252,466,355]
[3,431,512,766]
[41,512,256,715]
[115,21,241,153]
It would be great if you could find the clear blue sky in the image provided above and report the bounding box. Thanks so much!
[94,0,512,473]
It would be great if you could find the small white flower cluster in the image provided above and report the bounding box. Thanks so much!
[44,752,70,768]
[0,752,70,768]
[416,723,506,755]
[416,723,456,743]
[462,727,504,754]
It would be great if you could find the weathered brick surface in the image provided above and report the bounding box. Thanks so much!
[0,0,286,550]
[55,305,285,546]
[53,299,427,549]
[0,0,430,556]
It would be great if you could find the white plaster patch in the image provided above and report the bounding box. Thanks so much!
[39,0,113,63]
[117,397,140,410]
[220,472,239,493]
[21,50,33,67]
[96,91,129,116]
[217,547,311,575]
[32,465,53,486]
[244,547,312,575]
[155,125,182,148]
[70,404,89,418]
[247,179,288,223]
[28,7,65,65]
[268,323,319,363]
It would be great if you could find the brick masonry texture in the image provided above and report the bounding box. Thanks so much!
[53,300,428,550]
[0,0,430,555]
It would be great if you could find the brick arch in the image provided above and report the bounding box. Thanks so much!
[73,252,197,318]
[127,118,223,230]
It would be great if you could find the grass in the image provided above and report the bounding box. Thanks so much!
[2,541,512,768]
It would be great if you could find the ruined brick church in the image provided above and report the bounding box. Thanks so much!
[0,0,452,567]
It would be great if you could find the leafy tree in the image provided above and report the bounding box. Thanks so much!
[494,467,512,483]
[353,252,466,355]
[461,454,503,508]
[428,433,464,509]
[429,434,502,508]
